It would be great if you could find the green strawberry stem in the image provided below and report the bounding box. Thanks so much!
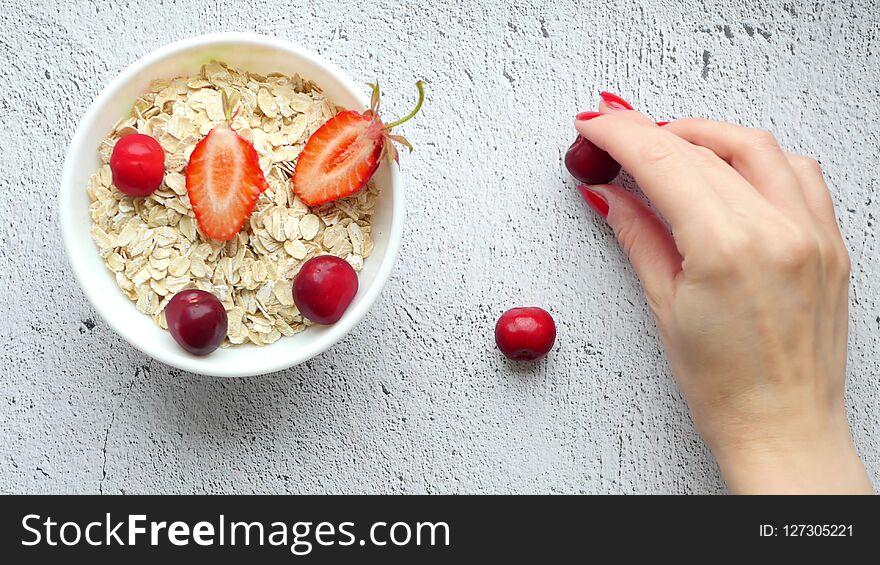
[383,80,425,130]
[368,82,381,113]
[221,89,241,123]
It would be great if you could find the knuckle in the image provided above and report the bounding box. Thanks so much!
[830,241,852,279]
[790,155,824,178]
[747,128,782,153]
[645,286,670,319]
[811,235,851,285]
[690,226,754,275]
[638,137,680,168]
[676,117,710,129]
[614,220,640,260]
[789,154,822,173]
[837,250,853,278]
[764,224,818,270]
[777,238,816,269]
[715,233,754,265]
[691,145,718,164]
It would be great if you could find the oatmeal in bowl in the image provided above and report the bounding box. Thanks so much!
[60,33,415,376]
[88,62,379,347]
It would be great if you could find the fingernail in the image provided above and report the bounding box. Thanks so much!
[576,111,603,121]
[656,121,669,127]
[577,185,609,219]
[599,91,634,111]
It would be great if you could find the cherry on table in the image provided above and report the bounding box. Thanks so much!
[495,307,557,361]
[110,133,165,197]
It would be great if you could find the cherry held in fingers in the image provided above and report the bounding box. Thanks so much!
[165,290,228,356]
[566,112,620,184]
[565,135,621,185]
[495,307,557,361]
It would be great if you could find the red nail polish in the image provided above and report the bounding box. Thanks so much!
[576,111,603,121]
[655,121,669,127]
[577,185,609,218]
[599,91,634,111]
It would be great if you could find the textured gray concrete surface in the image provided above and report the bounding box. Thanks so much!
[1,0,878,494]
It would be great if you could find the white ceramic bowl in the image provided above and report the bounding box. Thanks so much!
[60,33,404,377]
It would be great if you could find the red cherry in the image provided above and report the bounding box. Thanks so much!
[165,290,227,355]
[495,307,557,361]
[564,136,621,185]
[109,133,165,197]
[293,256,358,324]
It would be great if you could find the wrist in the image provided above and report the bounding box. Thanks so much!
[710,415,872,494]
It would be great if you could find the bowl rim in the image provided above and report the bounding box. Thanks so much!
[59,32,405,377]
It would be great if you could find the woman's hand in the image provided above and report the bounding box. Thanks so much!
[575,102,872,494]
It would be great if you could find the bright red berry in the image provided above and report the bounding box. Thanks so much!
[165,290,228,356]
[186,123,268,241]
[292,81,424,206]
[292,256,358,324]
[185,90,268,241]
[495,307,557,361]
[109,133,165,197]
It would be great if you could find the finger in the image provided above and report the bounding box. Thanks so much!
[785,154,842,233]
[575,112,728,235]
[661,118,809,216]
[578,184,681,309]
[589,108,765,209]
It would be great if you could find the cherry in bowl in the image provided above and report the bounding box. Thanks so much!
[495,307,557,361]
[109,133,165,197]
[293,256,359,325]
[165,289,228,356]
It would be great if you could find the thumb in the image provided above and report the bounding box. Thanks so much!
[579,184,681,310]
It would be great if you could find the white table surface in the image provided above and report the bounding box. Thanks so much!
[1,0,878,493]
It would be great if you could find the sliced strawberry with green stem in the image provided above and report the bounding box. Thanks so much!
[292,81,424,206]
[186,90,268,241]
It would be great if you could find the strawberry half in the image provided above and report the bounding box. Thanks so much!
[293,81,424,206]
[186,92,268,241]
